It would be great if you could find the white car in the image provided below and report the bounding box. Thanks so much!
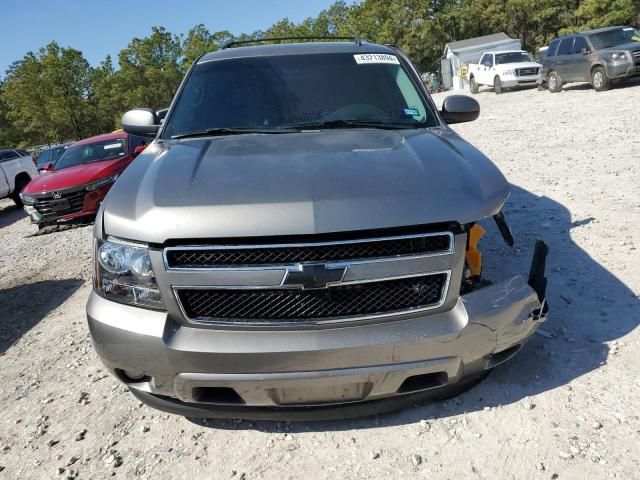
[0,149,39,207]
[468,50,542,94]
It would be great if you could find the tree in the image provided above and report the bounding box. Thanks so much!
[574,0,638,30]
[113,27,183,112]
[1,43,94,145]
[183,25,233,68]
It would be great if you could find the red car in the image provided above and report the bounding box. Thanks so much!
[20,132,152,229]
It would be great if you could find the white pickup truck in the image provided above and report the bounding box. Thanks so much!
[468,50,542,94]
[0,148,38,207]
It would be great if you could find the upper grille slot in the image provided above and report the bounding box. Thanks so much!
[165,233,452,268]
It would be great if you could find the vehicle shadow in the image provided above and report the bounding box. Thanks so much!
[562,75,640,91]
[0,200,27,229]
[0,279,84,353]
[188,184,638,432]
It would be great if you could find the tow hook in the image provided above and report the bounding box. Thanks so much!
[528,240,549,319]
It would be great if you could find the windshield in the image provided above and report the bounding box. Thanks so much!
[589,27,640,49]
[54,138,126,170]
[163,52,436,138]
[495,52,534,64]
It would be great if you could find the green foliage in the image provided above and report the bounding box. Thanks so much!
[1,1,638,147]
[575,0,637,30]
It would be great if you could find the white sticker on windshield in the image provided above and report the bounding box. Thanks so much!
[103,143,122,150]
[354,54,400,65]
[623,27,634,31]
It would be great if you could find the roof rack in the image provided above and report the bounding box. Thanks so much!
[223,36,363,49]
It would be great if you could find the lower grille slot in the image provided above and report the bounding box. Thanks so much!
[177,273,448,324]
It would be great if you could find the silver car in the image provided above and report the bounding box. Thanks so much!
[86,40,549,419]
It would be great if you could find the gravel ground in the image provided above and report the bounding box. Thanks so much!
[1,80,639,480]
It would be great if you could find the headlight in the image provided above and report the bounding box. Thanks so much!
[86,174,119,192]
[503,69,516,76]
[19,193,36,205]
[94,238,165,310]
[608,52,628,62]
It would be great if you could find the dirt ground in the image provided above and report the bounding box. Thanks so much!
[1,79,639,480]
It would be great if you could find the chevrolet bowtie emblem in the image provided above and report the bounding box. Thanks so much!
[282,264,347,290]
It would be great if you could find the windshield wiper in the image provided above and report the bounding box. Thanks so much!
[284,119,418,131]
[171,127,297,139]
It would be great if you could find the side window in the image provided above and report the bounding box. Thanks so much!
[129,135,151,151]
[483,55,494,67]
[479,54,488,66]
[557,38,574,56]
[1,150,19,161]
[547,40,560,57]
[15,150,29,157]
[573,37,588,54]
[37,149,52,166]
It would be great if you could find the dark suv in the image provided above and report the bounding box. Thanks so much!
[541,26,640,92]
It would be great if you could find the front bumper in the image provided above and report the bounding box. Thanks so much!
[23,184,112,225]
[502,75,539,88]
[605,60,640,79]
[87,274,547,419]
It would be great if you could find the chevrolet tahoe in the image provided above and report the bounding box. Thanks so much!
[86,40,549,420]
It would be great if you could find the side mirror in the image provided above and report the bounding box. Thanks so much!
[122,108,160,137]
[440,95,480,124]
[581,48,590,55]
[43,162,54,171]
[133,145,147,157]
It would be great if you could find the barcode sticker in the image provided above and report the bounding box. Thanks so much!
[354,54,400,65]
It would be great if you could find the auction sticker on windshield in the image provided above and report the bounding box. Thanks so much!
[354,54,400,65]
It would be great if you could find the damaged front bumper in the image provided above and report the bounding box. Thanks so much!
[87,240,548,419]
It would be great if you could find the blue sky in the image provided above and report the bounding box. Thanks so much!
[0,0,338,74]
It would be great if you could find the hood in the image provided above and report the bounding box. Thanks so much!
[499,61,541,69]
[102,129,510,244]
[24,158,128,194]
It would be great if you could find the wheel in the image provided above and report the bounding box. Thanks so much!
[10,176,30,207]
[547,71,563,93]
[469,76,479,94]
[494,76,502,94]
[591,66,610,92]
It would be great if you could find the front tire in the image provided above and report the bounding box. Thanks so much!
[591,66,610,92]
[494,76,502,94]
[547,71,563,93]
[470,76,479,94]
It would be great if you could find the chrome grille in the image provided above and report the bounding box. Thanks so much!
[177,273,448,324]
[517,67,539,77]
[166,233,452,268]
[34,190,87,219]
